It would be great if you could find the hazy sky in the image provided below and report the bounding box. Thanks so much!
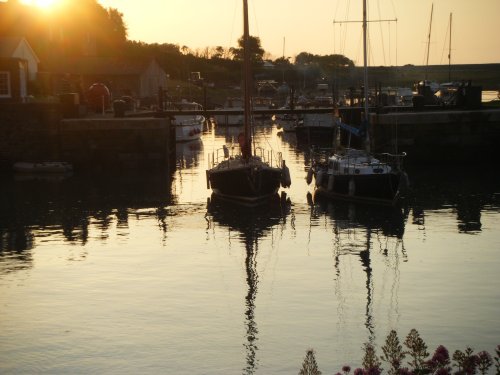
[97,0,500,66]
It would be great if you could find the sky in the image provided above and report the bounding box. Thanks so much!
[94,0,500,66]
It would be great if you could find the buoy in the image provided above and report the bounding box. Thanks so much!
[306,168,313,185]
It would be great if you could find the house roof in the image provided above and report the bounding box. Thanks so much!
[0,36,40,62]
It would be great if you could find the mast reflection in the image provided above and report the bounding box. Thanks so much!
[206,193,291,374]
[311,194,408,342]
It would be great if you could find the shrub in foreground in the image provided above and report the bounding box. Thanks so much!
[299,329,499,375]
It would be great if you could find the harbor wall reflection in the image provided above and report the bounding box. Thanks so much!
[0,171,173,271]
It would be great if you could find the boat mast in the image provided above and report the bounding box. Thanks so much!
[425,3,433,79]
[243,0,252,159]
[448,12,452,81]
[362,0,370,152]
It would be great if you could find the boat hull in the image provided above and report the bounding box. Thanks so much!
[207,164,282,205]
[176,124,202,142]
[295,125,335,144]
[214,113,244,126]
[314,170,406,205]
[295,113,335,144]
[13,161,73,174]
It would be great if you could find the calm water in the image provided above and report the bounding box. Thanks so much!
[1,121,499,374]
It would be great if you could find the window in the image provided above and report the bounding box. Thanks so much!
[0,71,11,98]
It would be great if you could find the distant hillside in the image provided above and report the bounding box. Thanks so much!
[349,64,500,90]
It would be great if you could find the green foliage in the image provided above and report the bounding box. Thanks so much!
[299,349,322,375]
[299,329,497,375]
[362,342,382,372]
[381,330,405,375]
[476,351,493,375]
[404,328,430,372]
[495,345,500,374]
[230,35,265,64]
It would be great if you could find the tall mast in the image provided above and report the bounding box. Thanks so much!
[362,0,370,151]
[243,0,252,158]
[425,3,433,79]
[448,12,452,81]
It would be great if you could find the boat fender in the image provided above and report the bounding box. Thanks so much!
[306,191,313,206]
[223,145,229,159]
[206,170,211,189]
[281,160,291,188]
[306,168,313,185]
[315,170,324,187]
[327,175,335,191]
[398,171,410,195]
[348,178,356,196]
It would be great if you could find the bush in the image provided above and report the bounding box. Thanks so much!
[299,330,498,375]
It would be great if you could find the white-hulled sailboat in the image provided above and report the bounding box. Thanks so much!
[308,0,408,205]
[206,0,290,205]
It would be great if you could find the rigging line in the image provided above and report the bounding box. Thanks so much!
[439,14,451,65]
[395,20,398,66]
[341,0,351,56]
[377,0,387,66]
[333,0,342,54]
[388,21,391,66]
[249,0,260,42]
[227,0,239,55]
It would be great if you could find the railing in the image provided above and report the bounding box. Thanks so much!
[310,147,406,170]
[208,146,283,169]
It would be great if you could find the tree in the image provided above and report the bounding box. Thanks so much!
[230,35,265,65]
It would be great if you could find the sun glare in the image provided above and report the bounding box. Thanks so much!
[21,0,57,8]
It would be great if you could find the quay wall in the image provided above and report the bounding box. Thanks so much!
[59,118,174,172]
[370,109,500,164]
[0,103,61,170]
[0,103,175,173]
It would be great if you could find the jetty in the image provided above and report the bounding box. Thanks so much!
[0,103,175,174]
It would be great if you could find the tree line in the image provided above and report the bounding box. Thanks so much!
[0,0,355,89]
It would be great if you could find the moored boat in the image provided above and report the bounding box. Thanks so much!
[214,97,244,126]
[168,100,205,142]
[206,0,291,206]
[307,0,408,205]
[13,161,73,174]
[309,148,408,205]
[295,112,335,145]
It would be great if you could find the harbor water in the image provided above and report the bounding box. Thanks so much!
[1,121,499,374]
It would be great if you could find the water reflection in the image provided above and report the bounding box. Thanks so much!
[176,139,203,170]
[206,193,292,375]
[0,172,173,270]
[408,166,500,234]
[310,195,409,344]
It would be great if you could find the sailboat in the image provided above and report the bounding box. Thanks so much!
[308,0,408,205]
[206,0,291,205]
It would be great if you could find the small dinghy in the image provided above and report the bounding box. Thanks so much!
[13,161,73,174]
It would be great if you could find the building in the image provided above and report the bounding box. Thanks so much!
[0,37,40,102]
[47,56,168,104]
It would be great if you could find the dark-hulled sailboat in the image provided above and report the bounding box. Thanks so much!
[206,0,290,205]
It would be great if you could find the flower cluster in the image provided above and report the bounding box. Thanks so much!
[299,329,497,375]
